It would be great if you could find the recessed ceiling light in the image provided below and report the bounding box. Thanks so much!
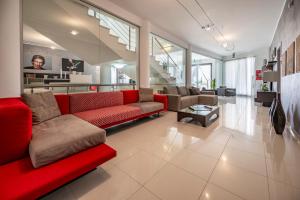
[70,30,79,35]
[87,8,95,17]
[50,46,56,50]
[222,42,228,48]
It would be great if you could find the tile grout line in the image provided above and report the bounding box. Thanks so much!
[264,119,275,200]
[196,131,233,200]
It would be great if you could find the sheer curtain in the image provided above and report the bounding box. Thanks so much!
[225,57,255,96]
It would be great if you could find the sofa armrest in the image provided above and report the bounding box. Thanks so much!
[0,98,32,165]
[154,94,168,111]
[164,94,181,111]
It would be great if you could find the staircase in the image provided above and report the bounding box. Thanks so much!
[23,0,178,84]
[55,0,137,62]
[150,56,176,83]
[23,0,137,65]
[149,36,180,84]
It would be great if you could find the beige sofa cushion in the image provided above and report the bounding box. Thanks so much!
[198,95,218,106]
[30,114,106,168]
[189,87,201,95]
[23,91,61,124]
[130,102,164,114]
[139,88,154,102]
[164,86,178,95]
[177,86,189,96]
[180,96,198,109]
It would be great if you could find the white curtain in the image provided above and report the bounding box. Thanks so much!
[225,57,255,96]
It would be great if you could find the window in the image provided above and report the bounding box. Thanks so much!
[22,0,139,93]
[191,52,223,89]
[192,64,212,89]
[149,34,186,91]
[224,57,255,96]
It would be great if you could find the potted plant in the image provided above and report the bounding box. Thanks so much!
[261,83,269,92]
[211,79,216,90]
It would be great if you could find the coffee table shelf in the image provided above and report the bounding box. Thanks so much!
[177,105,219,127]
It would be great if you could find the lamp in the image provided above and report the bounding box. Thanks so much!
[263,71,278,92]
[262,71,279,82]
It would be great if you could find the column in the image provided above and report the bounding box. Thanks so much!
[186,45,192,87]
[139,20,150,88]
[0,0,22,97]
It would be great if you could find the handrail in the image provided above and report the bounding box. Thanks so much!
[24,83,136,94]
[101,15,129,43]
[153,38,179,69]
[88,8,137,52]
[98,13,136,52]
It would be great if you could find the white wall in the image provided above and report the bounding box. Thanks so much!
[0,0,21,97]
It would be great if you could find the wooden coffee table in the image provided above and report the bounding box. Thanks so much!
[177,105,219,127]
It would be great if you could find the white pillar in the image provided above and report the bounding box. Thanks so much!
[0,0,22,97]
[186,45,192,87]
[139,20,150,88]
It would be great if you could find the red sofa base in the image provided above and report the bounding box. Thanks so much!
[101,109,164,129]
[0,144,116,200]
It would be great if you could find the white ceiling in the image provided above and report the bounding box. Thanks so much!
[110,0,285,56]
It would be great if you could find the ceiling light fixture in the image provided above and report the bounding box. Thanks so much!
[176,0,235,51]
[50,46,56,50]
[201,24,214,31]
[113,63,126,69]
[70,30,79,35]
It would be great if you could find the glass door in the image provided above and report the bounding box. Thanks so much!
[192,64,212,89]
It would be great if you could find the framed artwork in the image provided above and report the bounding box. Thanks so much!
[296,34,300,73]
[24,54,52,70]
[280,52,287,77]
[286,42,295,75]
[256,70,262,80]
[62,58,84,72]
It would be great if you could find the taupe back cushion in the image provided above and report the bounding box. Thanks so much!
[189,87,201,95]
[139,88,154,102]
[177,86,188,96]
[164,86,178,95]
[23,91,61,124]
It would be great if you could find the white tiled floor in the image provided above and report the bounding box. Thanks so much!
[42,96,300,200]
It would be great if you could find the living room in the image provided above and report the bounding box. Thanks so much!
[0,0,300,200]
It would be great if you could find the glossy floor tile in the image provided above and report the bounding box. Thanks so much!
[116,151,166,184]
[210,161,269,200]
[145,164,206,200]
[199,183,243,200]
[128,188,160,200]
[42,96,300,200]
[170,149,218,180]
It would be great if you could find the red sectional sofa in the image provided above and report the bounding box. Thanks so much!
[55,90,168,129]
[0,90,167,200]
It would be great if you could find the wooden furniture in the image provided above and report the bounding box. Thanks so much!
[255,91,279,107]
[177,105,219,127]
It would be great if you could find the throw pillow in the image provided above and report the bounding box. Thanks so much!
[189,87,201,95]
[22,91,61,124]
[177,86,188,96]
[165,86,178,95]
[139,88,154,102]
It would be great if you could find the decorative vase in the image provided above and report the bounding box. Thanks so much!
[271,98,286,134]
[269,98,276,117]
